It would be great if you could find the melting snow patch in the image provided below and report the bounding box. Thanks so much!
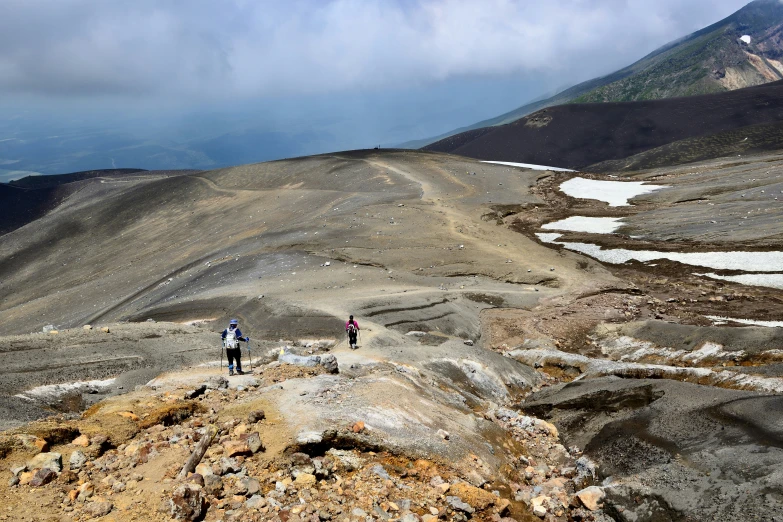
[559,177,668,207]
[480,161,575,172]
[698,273,783,290]
[536,234,783,272]
[740,35,752,44]
[15,378,116,402]
[541,216,625,234]
[706,315,783,328]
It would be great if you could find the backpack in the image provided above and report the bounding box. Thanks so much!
[347,323,357,334]
[225,328,238,348]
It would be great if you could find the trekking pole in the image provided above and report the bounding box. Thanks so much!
[220,341,225,369]
[247,339,253,372]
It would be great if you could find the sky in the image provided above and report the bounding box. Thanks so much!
[0,0,754,177]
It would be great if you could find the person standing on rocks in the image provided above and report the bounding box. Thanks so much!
[221,319,249,376]
[346,315,360,349]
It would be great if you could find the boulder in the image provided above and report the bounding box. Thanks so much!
[84,501,113,518]
[204,474,223,496]
[218,457,241,475]
[204,376,228,390]
[237,477,260,496]
[446,496,475,514]
[162,483,205,521]
[450,482,497,511]
[223,439,251,457]
[247,410,265,423]
[27,452,62,472]
[240,432,264,454]
[69,450,87,470]
[320,354,339,374]
[279,353,321,367]
[72,434,90,447]
[576,486,605,511]
[29,468,57,487]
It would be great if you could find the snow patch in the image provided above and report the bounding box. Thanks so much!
[706,315,783,328]
[480,161,575,172]
[698,273,783,290]
[740,35,752,44]
[541,216,624,234]
[559,177,668,206]
[535,233,783,272]
[15,378,116,402]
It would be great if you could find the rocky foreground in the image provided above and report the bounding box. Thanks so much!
[0,330,614,522]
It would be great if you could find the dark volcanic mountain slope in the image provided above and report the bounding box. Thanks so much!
[424,80,783,170]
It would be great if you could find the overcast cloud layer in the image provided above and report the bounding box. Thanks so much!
[0,0,751,101]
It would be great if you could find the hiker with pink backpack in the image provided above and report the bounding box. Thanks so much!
[345,315,360,349]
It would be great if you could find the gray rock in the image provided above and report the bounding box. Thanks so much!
[296,431,323,444]
[204,376,228,390]
[69,450,87,470]
[371,464,391,480]
[203,474,223,496]
[446,496,475,514]
[237,477,260,496]
[245,495,266,509]
[218,457,241,475]
[85,501,113,518]
[326,449,364,471]
[463,339,474,346]
[279,353,321,367]
[247,410,265,423]
[320,354,339,374]
[42,325,55,333]
[27,452,62,472]
[405,331,427,337]
[8,476,19,487]
[400,514,419,522]
[352,508,368,517]
[10,465,26,476]
[163,483,204,521]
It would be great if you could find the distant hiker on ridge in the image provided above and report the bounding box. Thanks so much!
[346,315,360,349]
[222,319,249,376]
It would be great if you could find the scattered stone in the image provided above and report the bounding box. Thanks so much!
[27,452,62,472]
[247,409,266,423]
[296,431,323,445]
[218,457,241,475]
[352,421,365,433]
[204,474,223,496]
[72,434,90,447]
[8,476,19,487]
[450,482,496,511]
[405,331,427,337]
[84,501,113,518]
[437,429,450,440]
[100,327,110,333]
[576,486,605,511]
[69,450,87,470]
[446,496,475,514]
[83,325,92,330]
[240,431,264,453]
[223,439,251,457]
[294,473,316,486]
[29,468,57,487]
[371,464,392,480]
[204,376,229,390]
[463,339,474,346]
[162,483,205,521]
[238,476,260,496]
[245,495,266,509]
[77,482,95,501]
[321,354,339,373]
[42,324,55,333]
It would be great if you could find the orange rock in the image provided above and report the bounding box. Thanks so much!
[223,440,251,457]
[449,482,497,511]
[19,471,34,485]
[68,489,79,502]
[72,435,90,447]
[34,439,49,452]
[351,421,365,433]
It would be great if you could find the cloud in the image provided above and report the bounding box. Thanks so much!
[0,0,751,100]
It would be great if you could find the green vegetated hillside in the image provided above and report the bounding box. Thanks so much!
[574,0,783,103]
[408,0,783,148]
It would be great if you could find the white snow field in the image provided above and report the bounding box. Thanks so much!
[559,177,668,206]
[541,216,625,234]
[536,233,783,272]
[706,315,783,328]
[480,161,575,172]
[698,272,783,290]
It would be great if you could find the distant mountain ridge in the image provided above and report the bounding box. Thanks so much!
[407,0,783,148]
[424,80,783,170]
